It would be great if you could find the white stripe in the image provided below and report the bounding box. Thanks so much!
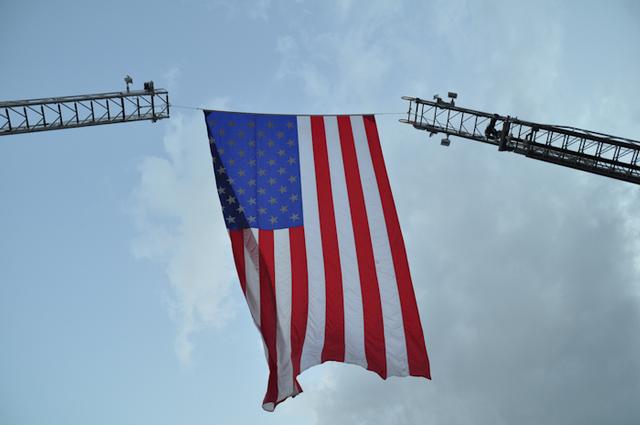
[351,115,409,376]
[323,116,366,367]
[244,228,261,328]
[297,116,326,372]
[274,229,294,400]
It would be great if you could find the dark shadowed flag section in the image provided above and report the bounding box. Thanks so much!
[204,110,430,411]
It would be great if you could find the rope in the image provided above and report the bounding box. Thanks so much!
[169,103,405,117]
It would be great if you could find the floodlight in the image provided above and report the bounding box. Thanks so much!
[124,75,133,92]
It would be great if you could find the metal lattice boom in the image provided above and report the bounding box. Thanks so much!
[0,88,169,136]
[401,95,640,185]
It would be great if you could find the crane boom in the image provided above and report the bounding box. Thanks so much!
[401,95,640,185]
[0,86,169,136]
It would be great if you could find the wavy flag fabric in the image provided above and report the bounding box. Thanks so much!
[204,111,430,411]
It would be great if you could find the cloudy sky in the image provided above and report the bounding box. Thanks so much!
[1,0,639,424]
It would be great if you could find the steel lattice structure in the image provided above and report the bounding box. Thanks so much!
[401,95,640,185]
[0,88,169,136]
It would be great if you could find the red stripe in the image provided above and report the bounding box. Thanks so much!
[337,116,387,378]
[229,230,246,294]
[289,226,308,388]
[259,230,279,404]
[310,115,345,363]
[363,115,431,379]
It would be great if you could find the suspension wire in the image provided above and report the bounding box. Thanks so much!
[169,103,405,117]
[169,104,205,111]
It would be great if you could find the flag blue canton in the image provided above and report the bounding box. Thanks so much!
[205,111,304,230]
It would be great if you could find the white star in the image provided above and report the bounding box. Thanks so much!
[247,215,256,223]
[225,216,236,224]
[248,197,256,205]
[270,216,278,224]
[217,186,226,195]
[227,196,236,204]
[290,213,300,221]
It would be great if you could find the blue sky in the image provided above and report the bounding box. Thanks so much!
[2,1,640,424]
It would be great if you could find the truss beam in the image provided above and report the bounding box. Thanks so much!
[0,89,169,136]
[401,96,640,185]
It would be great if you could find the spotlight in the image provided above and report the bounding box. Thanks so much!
[124,75,133,93]
[441,138,451,147]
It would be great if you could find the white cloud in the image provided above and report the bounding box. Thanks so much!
[275,0,404,111]
[248,0,271,21]
[208,0,272,21]
[130,98,240,366]
[163,66,182,92]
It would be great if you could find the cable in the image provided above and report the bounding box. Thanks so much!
[169,104,205,111]
[169,103,405,117]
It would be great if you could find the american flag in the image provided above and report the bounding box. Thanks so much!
[204,111,430,411]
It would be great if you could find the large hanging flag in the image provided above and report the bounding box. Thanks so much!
[204,111,430,411]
